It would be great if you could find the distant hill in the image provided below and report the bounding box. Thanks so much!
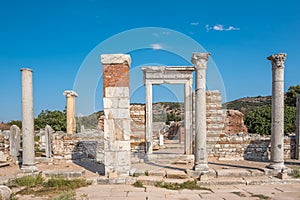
[222,95,272,114]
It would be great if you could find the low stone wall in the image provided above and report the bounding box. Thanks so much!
[208,133,295,161]
[52,131,104,163]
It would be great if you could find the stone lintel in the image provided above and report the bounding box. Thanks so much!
[268,53,287,68]
[101,54,131,65]
[141,66,195,72]
[141,66,194,84]
[191,52,211,69]
[63,90,78,97]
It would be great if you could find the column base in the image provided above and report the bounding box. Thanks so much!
[20,164,38,173]
[194,164,209,172]
[266,162,285,171]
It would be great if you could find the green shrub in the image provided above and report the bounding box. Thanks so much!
[51,190,75,200]
[45,177,91,190]
[133,180,144,188]
[11,173,44,187]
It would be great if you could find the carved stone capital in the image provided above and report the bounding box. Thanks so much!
[191,53,211,69]
[63,90,78,97]
[268,53,287,68]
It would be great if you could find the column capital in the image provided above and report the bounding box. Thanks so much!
[63,90,78,97]
[267,53,287,68]
[191,53,211,69]
[101,54,131,65]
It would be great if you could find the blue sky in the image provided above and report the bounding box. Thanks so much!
[0,0,299,122]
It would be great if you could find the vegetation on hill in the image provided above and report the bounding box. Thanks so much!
[226,85,300,135]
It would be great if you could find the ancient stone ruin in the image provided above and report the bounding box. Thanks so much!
[0,52,297,180]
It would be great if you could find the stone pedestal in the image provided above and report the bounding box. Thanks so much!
[20,68,37,172]
[267,53,286,170]
[191,53,210,172]
[101,54,131,176]
[63,90,78,134]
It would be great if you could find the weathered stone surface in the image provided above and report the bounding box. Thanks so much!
[223,110,248,134]
[9,125,20,158]
[0,185,12,200]
[268,53,286,170]
[102,54,131,176]
[20,68,37,172]
[63,90,78,134]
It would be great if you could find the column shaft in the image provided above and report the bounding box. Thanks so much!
[64,90,78,134]
[184,80,193,155]
[21,68,37,172]
[296,95,300,159]
[145,81,153,154]
[268,53,286,170]
[192,53,210,172]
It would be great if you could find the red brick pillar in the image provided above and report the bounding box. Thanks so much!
[101,54,131,176]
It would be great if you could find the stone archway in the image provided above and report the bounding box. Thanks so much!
[141,66,195,155]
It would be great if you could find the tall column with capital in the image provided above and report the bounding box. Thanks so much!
[296,94,300,159]
[63,90,78,134]
[267,53,286,170]
[191,52,210,172]
[21,68,37,172]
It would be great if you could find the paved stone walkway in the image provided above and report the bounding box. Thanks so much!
[75,183,300,200]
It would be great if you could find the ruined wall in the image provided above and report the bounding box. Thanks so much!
[52,131,104,163]
[0,131,9,162]
[223,110,248,134]
[130,105,145,140]
[208,133,295,161]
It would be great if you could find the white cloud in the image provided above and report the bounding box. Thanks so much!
[191,22,199,26]
[206,24,240,32]
[150,43,163,50]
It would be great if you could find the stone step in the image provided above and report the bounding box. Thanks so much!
[216,168,265,178]
[144,154,194,164]
[43,169,85,178]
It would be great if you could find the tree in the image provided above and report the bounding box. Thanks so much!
[34,110,66,131]
[285,85,300,107]
[7,120,22,128]
[244,106,296,135]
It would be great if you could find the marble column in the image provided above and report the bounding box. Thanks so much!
[184,78,193,155]
[295,94,300,159]
[21,68,37,172]
[63,90,78,134]
[192,52,210,172]
[267,53,286,170]
[145,80,153,154]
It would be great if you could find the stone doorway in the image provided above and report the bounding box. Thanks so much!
[141,66,195,156]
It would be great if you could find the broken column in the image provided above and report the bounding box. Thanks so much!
[101,54,131,176]
[192,53,210,172]
[21,68,37,172]
[63,90,78,134]
[296,94,300,160]
[45,125,52,158]
[267,53,286,170]
[9,125,20,160]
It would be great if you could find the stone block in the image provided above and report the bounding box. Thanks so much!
[0,151,7,162]
[119,98,130,108]
[118,141,130,151]
[105,87,129,98]
[105,151,117,166]
[117,151,131,166]
[104,109,130,119]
